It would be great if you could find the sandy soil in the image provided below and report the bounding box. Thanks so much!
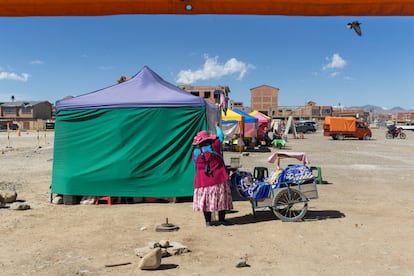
[1,128,414,276]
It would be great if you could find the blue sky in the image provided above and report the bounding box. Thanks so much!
[1,15,414,109]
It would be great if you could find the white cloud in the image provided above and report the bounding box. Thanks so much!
[330,72,340,78]
[30,60,44,65]
[323,53,347,71]
[176,55,255,84]
[0,71,30,82]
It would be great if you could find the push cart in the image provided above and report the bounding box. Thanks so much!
[230,152,318,222]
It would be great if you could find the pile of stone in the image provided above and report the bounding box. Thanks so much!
[0,189,30,210]
[135,240,190,270]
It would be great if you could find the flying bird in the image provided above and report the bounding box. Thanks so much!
[347,21,362,36]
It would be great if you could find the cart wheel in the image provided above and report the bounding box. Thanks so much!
[272,188,308,222]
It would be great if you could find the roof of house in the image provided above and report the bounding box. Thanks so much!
[0,101,51,107]
[250,85,279,91]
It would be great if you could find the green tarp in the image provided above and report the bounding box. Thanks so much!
[52,107,206,197]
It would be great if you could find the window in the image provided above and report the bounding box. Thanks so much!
[190,91,199,96]
[322,108,332,115]
[214,90,222,104]
[22,106,32,114]
[204,91,211,98]
[4,107,16,114]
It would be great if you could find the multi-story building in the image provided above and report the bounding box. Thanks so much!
[179,85,230,106]
[230,101,244,111]
[275,101,332,120]
[392,111,414,123]
[332,107,366,118]
[0,101,53,130]
[250,85,279,117]
[180,83,357,123]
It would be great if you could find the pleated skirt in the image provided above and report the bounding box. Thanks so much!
[193,182,233,212]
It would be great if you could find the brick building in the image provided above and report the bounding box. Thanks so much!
[0,101,53,130]
[275,102,333,122]
[179,85,230,106]
[230,101,244,110]
[392,111,414,123]
[250,85,279,117]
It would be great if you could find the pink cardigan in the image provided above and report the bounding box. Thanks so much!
[192,138,229,188]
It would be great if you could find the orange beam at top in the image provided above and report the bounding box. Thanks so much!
[1,0,414,17]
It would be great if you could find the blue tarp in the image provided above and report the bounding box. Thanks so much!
[233,109,258,124]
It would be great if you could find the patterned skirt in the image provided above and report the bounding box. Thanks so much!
[193,182,233,212]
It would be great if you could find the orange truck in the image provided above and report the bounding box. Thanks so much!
[323,116,372,140]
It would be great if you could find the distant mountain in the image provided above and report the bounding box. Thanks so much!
[350,105,412,113]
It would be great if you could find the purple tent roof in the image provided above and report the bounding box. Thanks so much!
[56,66,205,111]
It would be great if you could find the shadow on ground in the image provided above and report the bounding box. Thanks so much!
[227,208,345,225]
[303,210,346,221]
[158,264,179,270]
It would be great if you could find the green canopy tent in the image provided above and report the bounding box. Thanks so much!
[51,66,212,198]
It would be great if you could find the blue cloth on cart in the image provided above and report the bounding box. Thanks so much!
[240,181,271,199]
[231,166,313,199]
[231,171,271,199]
[276,165,314,188]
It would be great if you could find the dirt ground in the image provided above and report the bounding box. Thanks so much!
[1,128,413,276]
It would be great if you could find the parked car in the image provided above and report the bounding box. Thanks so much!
[294,121,317,133]
[397,123,414,131]
[0,123,19,130]
[45,122,55,129]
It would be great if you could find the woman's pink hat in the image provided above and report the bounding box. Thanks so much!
[192,130,216,146]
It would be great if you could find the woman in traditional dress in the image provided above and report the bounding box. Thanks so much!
[192,129,233,226]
